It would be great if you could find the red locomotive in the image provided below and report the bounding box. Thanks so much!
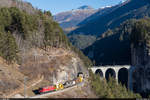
[39,86,56,94]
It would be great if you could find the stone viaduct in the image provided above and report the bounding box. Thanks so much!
[89,65,135,90]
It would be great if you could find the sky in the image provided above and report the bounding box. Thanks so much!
[23,0,125,15]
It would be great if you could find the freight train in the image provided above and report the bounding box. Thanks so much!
[38,73,83,94]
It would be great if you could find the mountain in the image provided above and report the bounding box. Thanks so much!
[70,0,150,36]
[68,0,150,56]
[54,5,97,33]
[67,6,115,49]
[77,6,113,27]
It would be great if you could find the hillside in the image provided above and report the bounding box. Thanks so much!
[68,34,97,50]
[77,6,113,27]
[54,5,97,33]
[0,0,93,98]
[83,19,137,65]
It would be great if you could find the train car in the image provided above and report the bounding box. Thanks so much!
[39,86,56,94]
[55,83,64,90]
[63,80,76,88]
[63,75,83,88]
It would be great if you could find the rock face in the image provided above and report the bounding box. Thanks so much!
[19,47,88,85]
[53,57,86,84]
[131,43,150,97]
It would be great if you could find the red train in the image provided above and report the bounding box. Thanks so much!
[38,73,83,94]
[39,86,56,94]
[38,83,64,94]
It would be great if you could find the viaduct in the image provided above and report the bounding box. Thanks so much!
[90,65,135,90]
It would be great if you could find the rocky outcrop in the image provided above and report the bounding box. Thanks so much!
[131,43,150,97]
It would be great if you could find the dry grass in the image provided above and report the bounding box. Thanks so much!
[0,57,25,97]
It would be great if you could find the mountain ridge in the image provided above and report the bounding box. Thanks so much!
[70,0,149,36]
[68,0,150,50]
[54,5,97,32]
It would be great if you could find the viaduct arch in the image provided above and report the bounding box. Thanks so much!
[118,68,128,87]
[105,68,116,81]
[90,65,131,89]
[95,69,103,77]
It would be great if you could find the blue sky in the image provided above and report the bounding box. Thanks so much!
[23,0,125,15]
